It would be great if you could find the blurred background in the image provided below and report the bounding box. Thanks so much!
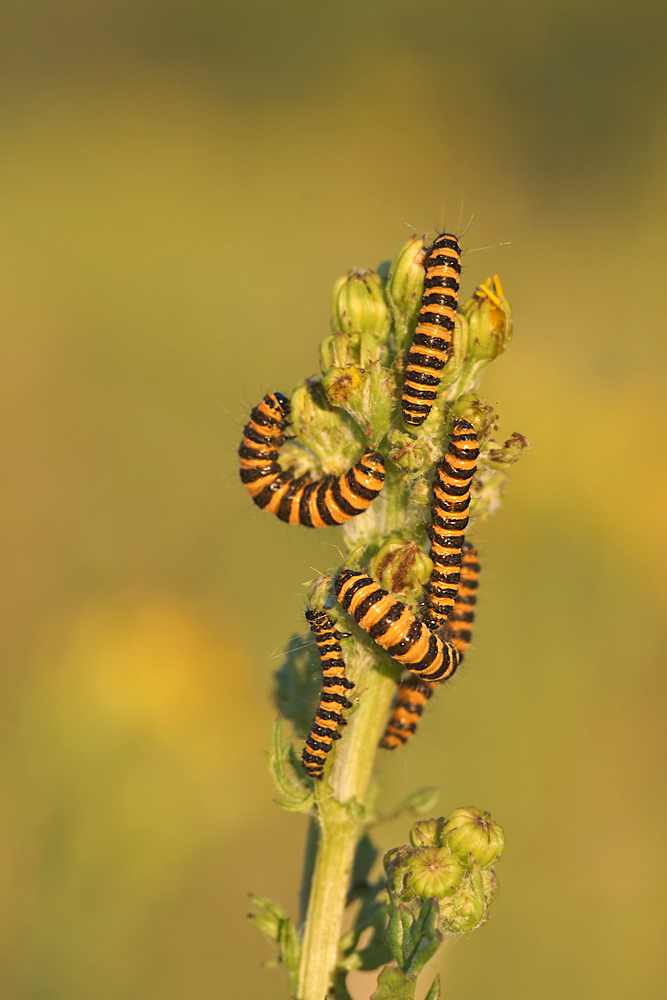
[0,1,665,997]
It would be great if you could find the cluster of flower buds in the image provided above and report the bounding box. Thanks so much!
[385,807,504,939]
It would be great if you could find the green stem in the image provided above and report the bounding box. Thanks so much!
[296,648,399,1000]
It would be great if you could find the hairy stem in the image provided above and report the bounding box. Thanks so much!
[296,647,399,1000]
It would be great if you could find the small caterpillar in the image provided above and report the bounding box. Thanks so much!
[401,232,461,427]
[302,608,354,780]
[238,392,386,527]
[380,543,480,749]
[422,419,479,631]
[335,570,460,682]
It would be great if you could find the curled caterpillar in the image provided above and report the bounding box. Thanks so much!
[380,543,480,749]
[401,232,461,427]
[302,608,354,780]
[335,570,460,683]
[238,392,386,527]
[422,419,479,631]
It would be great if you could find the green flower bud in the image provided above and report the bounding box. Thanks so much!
[408,847,463,900]
[385,234,426,352]
[321,364,368,411]
[438,860,486,933]
[439,312,469,392]
[442,807,505,869]
[290,377,365,475]
[369,537,433,598]
[410,818,445,849]
[322,362,394,444]
[448,393,498,443]
[384,845,415,902]
[470,432,529,521]
[483,431,529,469]
[319,331,361,372]
[460,274,512,363]
[331,268,391,346]
[306,573,334,614]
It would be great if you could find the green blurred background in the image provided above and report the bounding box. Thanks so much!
[0,1,666,997]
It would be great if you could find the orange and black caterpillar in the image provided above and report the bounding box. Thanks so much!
[401,232,461,427]
[238,392,386,527]
[380,543,480,749]
[422,419,479,631]
[301,608,354,780]
[335,570,460,683]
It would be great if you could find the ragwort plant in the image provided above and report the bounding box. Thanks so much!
[245,232,527,1000]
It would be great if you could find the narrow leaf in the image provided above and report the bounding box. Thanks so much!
[267,719,314,812]
[424,974,441,1000]
[405,899,442,980]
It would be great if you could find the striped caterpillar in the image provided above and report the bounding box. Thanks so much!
[422,419,479,631]
[401,232,461,427]
[335,570,460,683]
[238,392,385,527]
[380,543,480,749]
[301,609,354,780]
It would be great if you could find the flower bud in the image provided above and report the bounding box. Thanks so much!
[448,393,498,442]
[408,847,463,899]
[331,268,391,346]
[439,312,469,393]
[319,331,361,373]
[442,807,505,869]
[438,861,487,933]
[483,431,529,469]
[459,275,512,363]
[306,573,334,614]
[290,377,365,475]
[369,537,433,599]
[384,845,415,902]
[386,235,427,351]
[410,818,445,849]
[321,364,368,411]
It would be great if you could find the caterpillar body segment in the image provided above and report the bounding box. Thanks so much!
[335,570,460,683]
[301,608,354,780]
[401,232,462,427]
[379,673,435,749]
[238,392,386,526]
[446,542,480,655]
[423,419,479,631]
[380,543,481,750]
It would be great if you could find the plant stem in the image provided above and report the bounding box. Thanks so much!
[296,648,399,1000]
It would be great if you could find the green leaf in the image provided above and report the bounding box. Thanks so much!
[266,719,314,813]
[248,892,301,992]
[404,898,443,980]
[370,966,415,1000]
[278,917,301,994]
[273,633,321,738]
[247,893,287,942]
[424,974,441,1000]
[390,787,441,820]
